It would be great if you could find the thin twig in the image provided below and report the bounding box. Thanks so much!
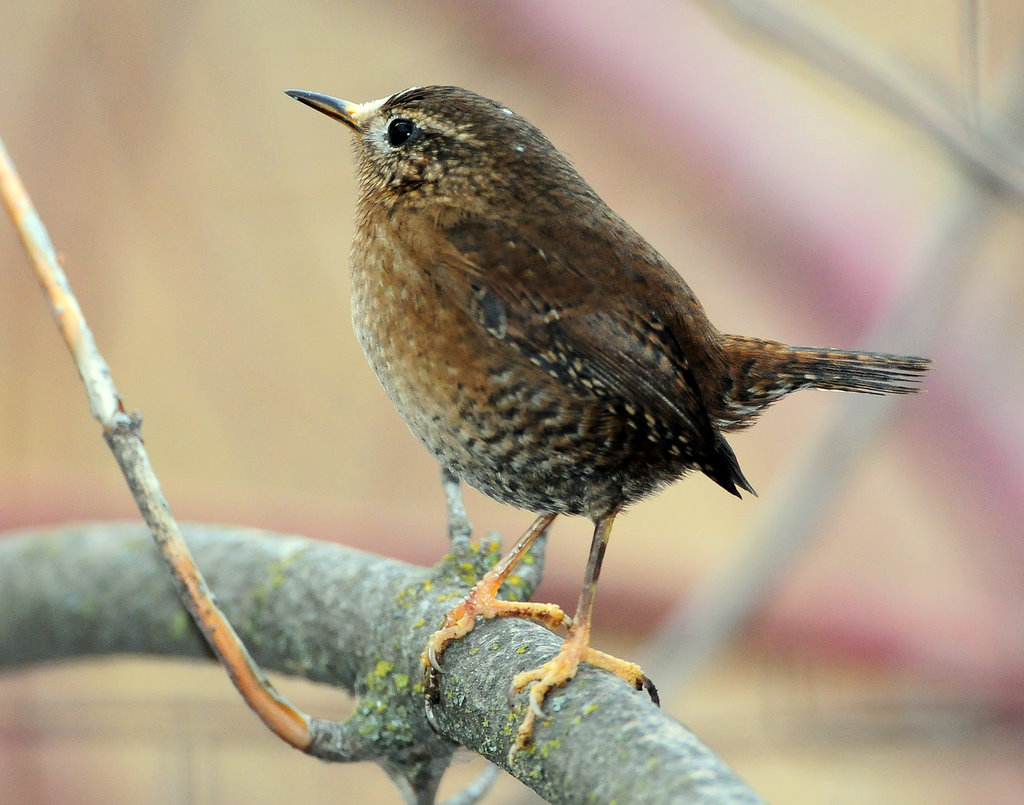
[442,466,473,550]
[960,0,982,131]
[702,0,1024,201]
[0,136,318,753]
[438,764,500,805]
[643,9,1024,690]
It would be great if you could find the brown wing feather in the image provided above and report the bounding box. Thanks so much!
[434,215,754,496]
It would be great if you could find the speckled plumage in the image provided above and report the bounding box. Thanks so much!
[317,85,927,518]
[287,85,930,754]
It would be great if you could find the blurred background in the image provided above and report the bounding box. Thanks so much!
[1,1,1022,802]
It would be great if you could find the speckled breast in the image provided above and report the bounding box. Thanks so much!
[349,226,688,519]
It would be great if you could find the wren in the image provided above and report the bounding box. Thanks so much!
[286,85,930,760]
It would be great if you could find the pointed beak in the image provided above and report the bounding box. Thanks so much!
[285,89,362,133]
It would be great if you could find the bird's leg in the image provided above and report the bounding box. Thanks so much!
[422,513,563,694]
[508,512,656,761]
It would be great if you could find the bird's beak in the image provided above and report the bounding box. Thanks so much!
[285,89,362,133]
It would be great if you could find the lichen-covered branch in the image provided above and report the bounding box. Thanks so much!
[0,522,762,804]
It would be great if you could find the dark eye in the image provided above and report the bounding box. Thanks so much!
[387,118,415,147]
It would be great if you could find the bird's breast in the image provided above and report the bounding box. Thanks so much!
[348,218,698,516]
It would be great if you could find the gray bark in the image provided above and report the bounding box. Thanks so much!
[0,522,762,804]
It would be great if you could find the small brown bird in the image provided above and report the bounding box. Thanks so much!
[286,85,930,758]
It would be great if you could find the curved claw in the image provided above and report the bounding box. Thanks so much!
[421,633,452,708]
[506,677,550,720]
[641,674,660,706]
[422,659,443,707]
[527,690,547,719]
[423,693,442,734]
[508,704,539,765]
[425,642,444,673]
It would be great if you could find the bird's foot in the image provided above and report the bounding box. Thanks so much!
[421,570,567,705]
[507,640,658,763]
[579,646,659,705]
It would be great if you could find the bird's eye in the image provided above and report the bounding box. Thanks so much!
[387,118,415,147]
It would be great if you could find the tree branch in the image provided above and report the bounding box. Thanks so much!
[0,522,762,804]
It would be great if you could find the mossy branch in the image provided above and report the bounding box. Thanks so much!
[0,522,762,804]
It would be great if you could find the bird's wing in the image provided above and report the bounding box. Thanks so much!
[433,215,750,494]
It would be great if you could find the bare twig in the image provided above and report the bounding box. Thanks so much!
[702,0,1024,201]
[438,765,500,805]
[643,5,1024,690]
[0,136,320,753]
[959,0,982,130]
[442,467,473,549]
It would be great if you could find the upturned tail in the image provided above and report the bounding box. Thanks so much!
[714,334,931,431]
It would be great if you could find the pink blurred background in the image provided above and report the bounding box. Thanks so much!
[1,1,1021,802]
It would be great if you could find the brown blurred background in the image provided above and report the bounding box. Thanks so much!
[1,1,1022,802]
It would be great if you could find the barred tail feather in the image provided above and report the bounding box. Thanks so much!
[716,334,931,430]
[780,345,931,395]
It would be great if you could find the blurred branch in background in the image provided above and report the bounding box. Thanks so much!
[701,0,1024,201]
[643,0,1024,692]
[642,162,993,689]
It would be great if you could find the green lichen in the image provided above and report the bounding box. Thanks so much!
[394,577,433,609]
[539,739,561,758]
[457,561,478,585]
[282,657,310,675]
[240,619,263,647]
[499,572,531,602]
[24,537,62,559]
[266,551,300,590]
[68,594,98,620]
[350,654,423,747]
[249,550,304,612]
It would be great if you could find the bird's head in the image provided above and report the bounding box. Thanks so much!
[285,85,586,216]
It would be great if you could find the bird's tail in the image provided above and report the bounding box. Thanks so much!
[714,334,931,430]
